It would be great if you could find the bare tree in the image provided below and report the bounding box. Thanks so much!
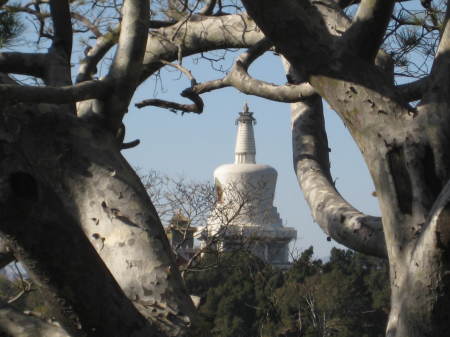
[141,171,277,274]
[0,0,449,336]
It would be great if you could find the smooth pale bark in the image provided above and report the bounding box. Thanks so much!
[140,14,264,81]
[284,60,386,258]
[241,1,450,336]
[76,26,120,83]
[0,104,195,336]
[105,0,150,131]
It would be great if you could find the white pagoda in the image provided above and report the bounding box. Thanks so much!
[200,104,297,268]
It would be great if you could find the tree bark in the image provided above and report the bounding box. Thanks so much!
[0,104,195,337]
[241,1,450,336]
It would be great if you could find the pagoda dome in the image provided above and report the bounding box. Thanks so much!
[202,103,297,268]
[211,104,282,227]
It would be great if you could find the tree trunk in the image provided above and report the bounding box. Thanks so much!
[0,104,195,336]
[240,1,450,336]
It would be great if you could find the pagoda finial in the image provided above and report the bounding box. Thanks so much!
[243,102,249,113]
[235,102,256,125]
[234,103,256,164]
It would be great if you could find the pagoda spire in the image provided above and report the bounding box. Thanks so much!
[234,103,256,164]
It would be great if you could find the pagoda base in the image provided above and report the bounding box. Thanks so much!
[199,224,296,267]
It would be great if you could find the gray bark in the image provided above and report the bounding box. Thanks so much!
[0,1,197,336]
[284,59,386,258]
[241,0,450,336]
[0,104,194,337]
[3,1,449,336]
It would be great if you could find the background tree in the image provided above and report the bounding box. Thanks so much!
[141,170,280,272]
[185,247,389,337]
[0,0,449,337]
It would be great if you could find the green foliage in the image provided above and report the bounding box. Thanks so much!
[0,248,389,336]
[186,247,390,337]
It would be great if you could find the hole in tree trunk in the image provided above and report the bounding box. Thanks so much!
[423,145,442,202]
[9,172,38,201]
[387,146,412,215]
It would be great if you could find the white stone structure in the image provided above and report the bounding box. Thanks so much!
[200,104,297,268]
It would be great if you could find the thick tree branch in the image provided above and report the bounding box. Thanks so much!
[46,0,74,116]
[76,25,120,83]
[105,0,149,131]
[0,53,47,78]
[0,80,111,104]
[144,38,316,113]
[191,40,317,103]
[149,20,178,28]
[224,40,316,102]
[396,77,429,102]
[136,87,204,114]
[428,3,450,92]
[341,0,395,61]
[238,37,272,66]
[337,0,409,8]
[140,14,265,81]
[71,12,102,38]
[242,0,411,126]
[199,0,217,15]
[226,66,316,103]
[49,0,73,59]
[190,78,230,94]
[285,61,386,258]
[0,301,70,337]
[241,0,341,85]
[416,0,450,162]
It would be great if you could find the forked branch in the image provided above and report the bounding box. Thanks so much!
[199,0,217,15]
[285,61,386,258]
[342,0,395,61]
[104,0,149,131]
[76,25,120,83]
[222,39,316,102]
[136,61,204,114]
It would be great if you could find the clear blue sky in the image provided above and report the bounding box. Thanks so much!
[9,2,379,260]
[8,0,426,260]
[123,51,380,259]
